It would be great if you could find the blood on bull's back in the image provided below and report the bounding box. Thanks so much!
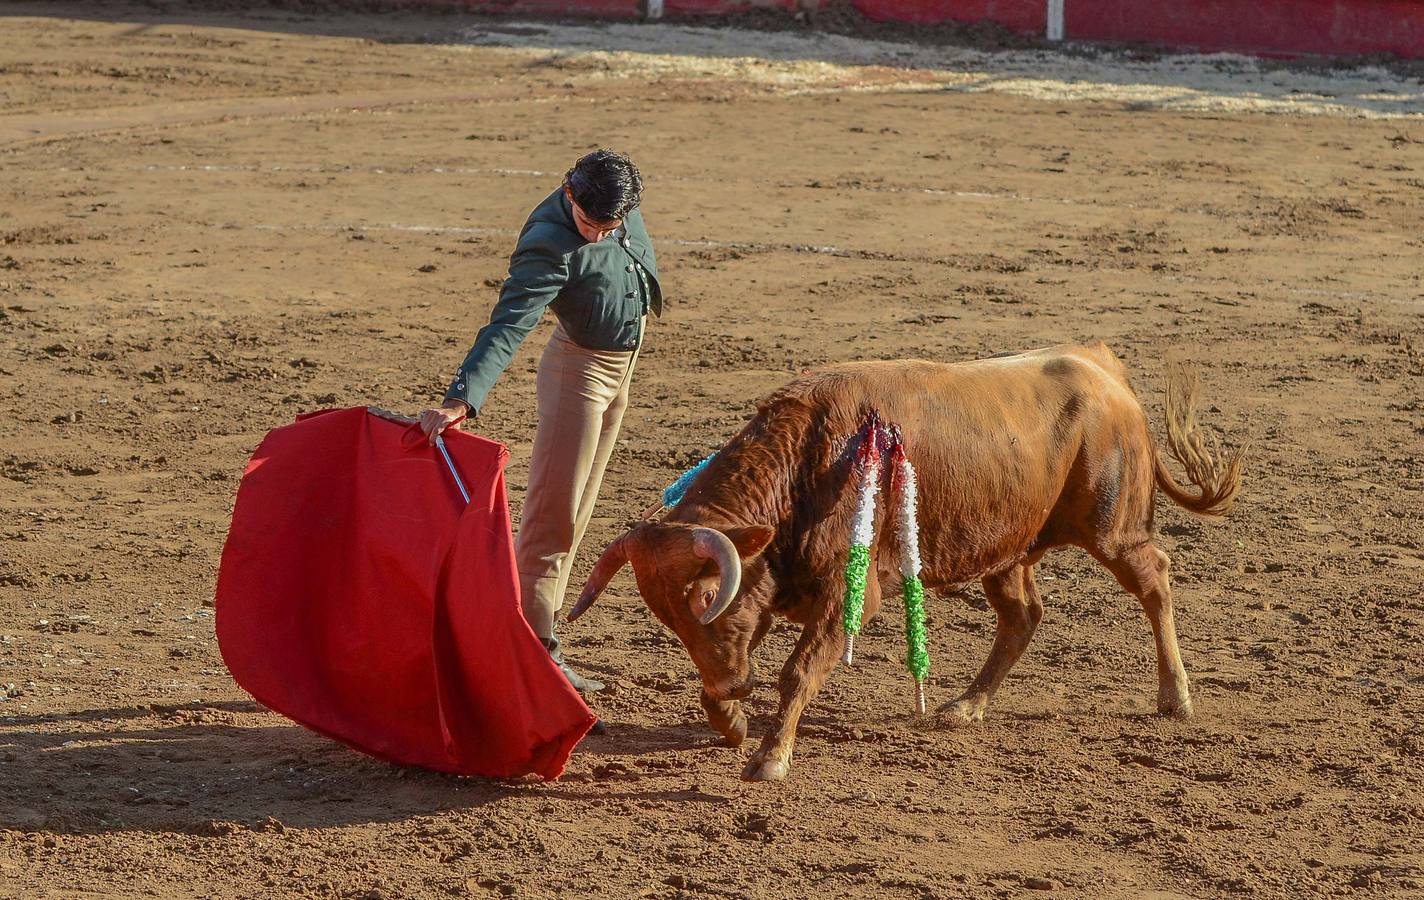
[779,343,1148,589]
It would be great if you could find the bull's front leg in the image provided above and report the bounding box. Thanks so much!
[701,689,747,747]
[701,610,774,748]
[742,610,844,783]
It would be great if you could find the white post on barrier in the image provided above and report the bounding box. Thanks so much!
[643,0,664,20]
[1046,0,1065,41]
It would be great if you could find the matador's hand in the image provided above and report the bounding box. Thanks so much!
[418,399,470,446]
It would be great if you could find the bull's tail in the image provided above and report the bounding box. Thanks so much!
[1153,363,1244,517]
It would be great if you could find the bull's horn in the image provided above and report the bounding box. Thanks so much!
[691,527,743,624]
[567,535,628,622]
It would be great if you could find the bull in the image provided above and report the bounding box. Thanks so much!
[570,343,1243,781]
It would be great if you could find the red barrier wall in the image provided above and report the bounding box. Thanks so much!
[462,0,1424,59]
[848,0,1043,30]
[471,0,638,16]
[1066,0,1424,58]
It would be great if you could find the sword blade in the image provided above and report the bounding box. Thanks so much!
[434,435,471,505]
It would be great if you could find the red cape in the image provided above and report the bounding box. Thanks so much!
[215,407,594,780]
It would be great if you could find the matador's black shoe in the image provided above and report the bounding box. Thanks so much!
[541,635,607,734]
[541,635,606,694]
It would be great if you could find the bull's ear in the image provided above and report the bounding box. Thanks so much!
[723,525,775,560]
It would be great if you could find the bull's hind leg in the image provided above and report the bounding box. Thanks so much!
[1098,543,1192,718]
[939,564,1043,726]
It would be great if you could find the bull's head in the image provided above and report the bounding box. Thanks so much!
[569,522,775,703]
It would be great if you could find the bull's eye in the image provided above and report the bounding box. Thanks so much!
[689,588,717,620]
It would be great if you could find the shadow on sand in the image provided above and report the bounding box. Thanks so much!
[0,702,735,836]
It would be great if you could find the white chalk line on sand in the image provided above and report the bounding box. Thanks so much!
[162,166,1416,240]
[119,163,1170,213]
[244,222,843,254]
[234,221,1420,308]
[120,163,1024,196]
[105,164,555,177]
[158,163,1370,226]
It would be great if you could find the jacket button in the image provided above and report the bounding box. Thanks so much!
[456,383,464,389]
[620,237,630,248]
[625,263,635,272]
[626,291,636,299]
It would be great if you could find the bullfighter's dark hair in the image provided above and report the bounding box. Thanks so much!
[564,149,643,223]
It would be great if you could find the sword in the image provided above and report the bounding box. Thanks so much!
[434,435,470,505]
[365,407,470,505]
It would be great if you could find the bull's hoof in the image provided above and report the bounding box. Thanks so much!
[741,757,789,782]
[718,714,748,748]
[700,694,748,748]
[1158,697,1194,720]
[936,698,985,728]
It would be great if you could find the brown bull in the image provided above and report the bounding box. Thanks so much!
[571,343,1243,781]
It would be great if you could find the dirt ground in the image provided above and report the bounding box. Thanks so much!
[2,3,1423,898]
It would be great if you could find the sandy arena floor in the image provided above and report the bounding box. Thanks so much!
[2,3,1422,897]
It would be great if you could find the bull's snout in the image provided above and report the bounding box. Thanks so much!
[723,679,755,701]
[705,662,756,702]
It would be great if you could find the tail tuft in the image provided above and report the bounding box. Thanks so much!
[1154,363,1244,517]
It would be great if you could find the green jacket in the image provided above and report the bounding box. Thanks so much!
[444,188,662,414]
